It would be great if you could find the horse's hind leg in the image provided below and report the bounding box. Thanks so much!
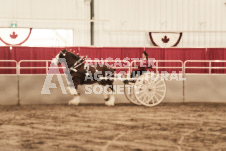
[104,85,115,106]
[103,91,110,101]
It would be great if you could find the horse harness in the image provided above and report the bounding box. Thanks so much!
[69,56,98,78]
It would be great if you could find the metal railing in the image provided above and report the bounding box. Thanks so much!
[0,60,17,74]
[184,60,226,74]
[131,60,184,73]
[2,59,226,75]
[18,60,51,74]
[17,60,131,75]
[17,59,183,75]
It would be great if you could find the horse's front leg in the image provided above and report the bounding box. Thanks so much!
[104,85,115,106]
[67,85,80,106]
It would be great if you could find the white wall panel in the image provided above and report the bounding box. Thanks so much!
[95,0,226,47]
[0,0,225,47]
[0,0,13,18]
[0,0,91,46]
[13,0,32,18]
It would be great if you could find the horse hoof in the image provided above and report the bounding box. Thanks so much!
[123,80,129,84]
[69,101,79,106]
[105,95,115,106]
[68,99,79,106]
[105,101,114,106]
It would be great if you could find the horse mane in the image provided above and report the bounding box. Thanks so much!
[64,49,80,60]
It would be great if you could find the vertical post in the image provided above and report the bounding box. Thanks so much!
[17,62,20,105]
[182,61,185,75]
[17,61,20,75]
[46,61,49,74]
[156,61,158,73]
[209,61,211,74]
[182,61,186,103]
[90,0,94,45]
[128,61,131,77]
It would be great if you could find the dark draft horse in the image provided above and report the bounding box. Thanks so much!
[51,49,116,106]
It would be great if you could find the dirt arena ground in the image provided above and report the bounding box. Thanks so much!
[0,103,225,151]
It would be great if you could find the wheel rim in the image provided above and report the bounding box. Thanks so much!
[124,83,142,105]
[134,73,166,107]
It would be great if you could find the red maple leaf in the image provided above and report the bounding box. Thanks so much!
[162,35,169,43]
[10,32,18,39]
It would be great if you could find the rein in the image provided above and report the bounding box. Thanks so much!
[70,55,87,72]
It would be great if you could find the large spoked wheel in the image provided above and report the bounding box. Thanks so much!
[124,83,142,105]
[134,72,166,107]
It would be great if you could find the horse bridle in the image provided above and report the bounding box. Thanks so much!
[70,55,87,72]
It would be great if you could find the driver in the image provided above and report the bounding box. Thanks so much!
[124,51,152,84]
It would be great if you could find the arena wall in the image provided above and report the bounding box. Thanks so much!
[18,75,146,104]
[1,74,226,105]
[19,75,73,104]
[164,80,183,103]
[184,74,226,102]
[0,74,185,105]
[1,46,226,105]
[18,75,129,105]
[0,75,18,105]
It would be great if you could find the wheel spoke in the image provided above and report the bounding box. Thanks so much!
[137,92,146,100]
[156,84,166,88]
[155,93,164,101]
[137,89,145,95]
[143,94,148,104]
[138,84,148,90]
[155,89,166,92]
[124,84,141,105]
[155,91,164,99]
[146,94,150,104]
[148,79,155,86]
[154,79,161,85]
[153,95,159,104]
[145,92,154,104]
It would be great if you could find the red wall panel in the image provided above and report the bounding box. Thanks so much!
[0,46,226,74]
[206,48,226,73]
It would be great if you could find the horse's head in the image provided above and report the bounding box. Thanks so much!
[51,49,81,67]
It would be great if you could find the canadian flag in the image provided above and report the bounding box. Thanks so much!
[0,28,32,45]
[149,32,182,48]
